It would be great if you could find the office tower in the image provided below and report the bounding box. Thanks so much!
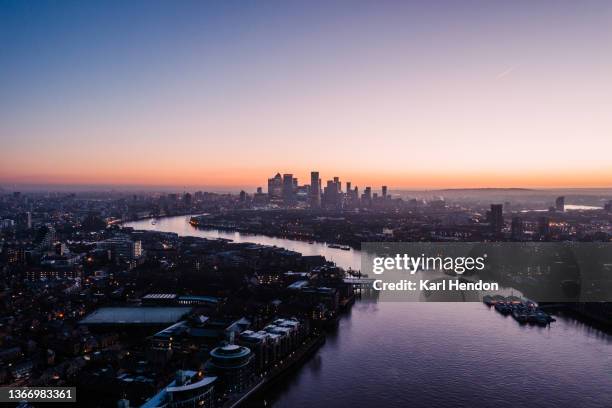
[267,173,283,199]
[239,190,247,202]
[346,181,351,193]
[361,187,372,207]
[282,174,294,204]
[256,187,263,194]
[490,204,504,234]
[382,186,388,199]
[333,177,341,193]
[511,216,523,240]
[555,196,565,212]
[322,178,342,209]
[310,171,321,208]
[295,185,309,202]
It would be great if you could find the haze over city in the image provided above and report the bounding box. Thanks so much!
[2,1,612,189]
[2,2,612,408]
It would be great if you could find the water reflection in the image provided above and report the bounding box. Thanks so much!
[125,216,612,408]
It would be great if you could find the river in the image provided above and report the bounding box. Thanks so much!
[125,215,612,408]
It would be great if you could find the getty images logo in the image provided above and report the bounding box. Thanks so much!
[372,253,487,275]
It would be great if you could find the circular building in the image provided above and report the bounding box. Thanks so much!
[208,345,253,393]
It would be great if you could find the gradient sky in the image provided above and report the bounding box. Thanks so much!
[1,1,612,190]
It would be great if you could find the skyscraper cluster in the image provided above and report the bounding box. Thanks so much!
[261,171,391,209]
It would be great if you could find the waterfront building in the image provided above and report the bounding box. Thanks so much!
[207,345,254,393]
[238,318,305,373]
[238,330,281,372]
[263,318,303,355]
[140,370,216,408]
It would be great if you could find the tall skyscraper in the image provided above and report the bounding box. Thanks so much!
[382,186,388,199]
[282,173,295,204]
[333,176,341,193]
[267,173,283,199]
[322,178,342,209]
[310,171,321,208]
[555,196,565,212]
[362,187,372,207]
[490,204,504,234]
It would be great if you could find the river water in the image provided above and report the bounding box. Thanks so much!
[125,215,612,408]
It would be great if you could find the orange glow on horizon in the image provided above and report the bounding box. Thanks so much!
[2,166,612,190]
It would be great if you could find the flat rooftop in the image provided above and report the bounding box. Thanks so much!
[80,307,192,325]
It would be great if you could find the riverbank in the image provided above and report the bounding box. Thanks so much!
[189,215,363,250]
[124,211,206,223]
[124,215,612,408]
[223,334,326,408]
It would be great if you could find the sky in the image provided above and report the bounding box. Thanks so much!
[1,0,612,191]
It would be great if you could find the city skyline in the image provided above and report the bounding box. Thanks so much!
[2,2,612,408]
[2,1,612,189]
